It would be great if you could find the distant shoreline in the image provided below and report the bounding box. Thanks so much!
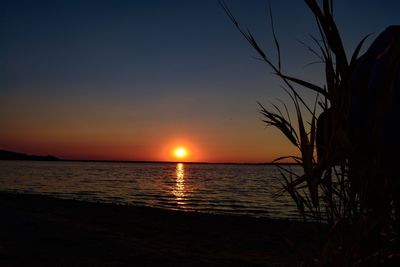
[0,149,59,161]
[0,149,299,165]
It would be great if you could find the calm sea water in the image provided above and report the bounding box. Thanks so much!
[0,160,300,219]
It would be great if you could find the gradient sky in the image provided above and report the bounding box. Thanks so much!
[1,0,399,162]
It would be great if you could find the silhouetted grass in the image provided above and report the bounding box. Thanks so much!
[222,0,400,265]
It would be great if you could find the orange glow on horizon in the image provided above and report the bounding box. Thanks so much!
[173,147,188,160]
[1,130,298,163]
[162,138,199,162]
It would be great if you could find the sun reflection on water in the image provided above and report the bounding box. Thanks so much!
[0,161,302,219]
[173,163,185,205]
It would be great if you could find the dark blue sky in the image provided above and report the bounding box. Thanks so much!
[1,0,399,162]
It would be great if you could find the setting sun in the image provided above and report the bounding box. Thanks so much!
[174,147,187,159]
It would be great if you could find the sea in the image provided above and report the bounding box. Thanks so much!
[0,160,301,219]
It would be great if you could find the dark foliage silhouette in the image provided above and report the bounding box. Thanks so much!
[222,0,400,265]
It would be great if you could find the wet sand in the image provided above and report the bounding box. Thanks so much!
[0,192,321,266]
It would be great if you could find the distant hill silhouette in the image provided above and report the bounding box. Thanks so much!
[0,149,60,161]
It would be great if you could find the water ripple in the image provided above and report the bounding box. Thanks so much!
[0,161,301,219]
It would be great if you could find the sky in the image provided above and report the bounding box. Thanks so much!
[1,0,399,163]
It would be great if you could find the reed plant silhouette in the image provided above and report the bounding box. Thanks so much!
[221,0,400,265]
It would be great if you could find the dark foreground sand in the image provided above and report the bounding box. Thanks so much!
[0,192,321,266]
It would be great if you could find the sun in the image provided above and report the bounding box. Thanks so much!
[174,147,187,159]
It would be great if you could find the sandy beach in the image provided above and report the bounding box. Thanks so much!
[0,192,321,266]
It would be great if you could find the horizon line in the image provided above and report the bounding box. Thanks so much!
[0,149,298,165]
[40,159,300,165]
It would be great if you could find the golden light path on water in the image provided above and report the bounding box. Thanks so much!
[173,163,186,205]
[0,161,302,219]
